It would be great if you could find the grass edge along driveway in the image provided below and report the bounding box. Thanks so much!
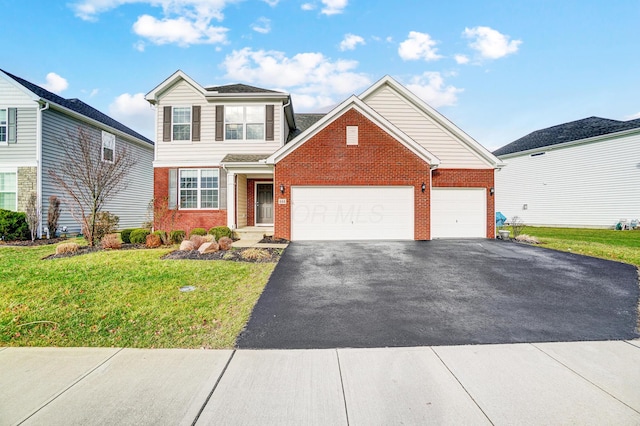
[0,244,275,349]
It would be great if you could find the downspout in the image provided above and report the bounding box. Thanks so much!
[36,101,49,238]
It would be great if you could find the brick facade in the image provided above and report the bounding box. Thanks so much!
[432,168,496,238]
[154,167,227,234]
[273,108,432,240]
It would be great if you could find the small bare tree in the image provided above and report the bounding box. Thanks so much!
[49,127,138,246]
[511,215,526,238]
[47,195,61,238]
[25,192,40,241]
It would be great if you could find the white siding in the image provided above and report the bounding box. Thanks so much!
[41,109,154,232]
[0,107,37,164]
[0,75,37,107]
[495,132,640,228]
[362,86,490,169]
[155,79,283,165]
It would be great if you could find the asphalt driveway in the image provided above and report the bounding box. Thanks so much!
[236,240,640,349]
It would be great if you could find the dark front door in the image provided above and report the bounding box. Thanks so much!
[256,183,274,224]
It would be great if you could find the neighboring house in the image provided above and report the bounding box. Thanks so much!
[146,71,503,240]
[493,116,640,227]
[0,69,154,236]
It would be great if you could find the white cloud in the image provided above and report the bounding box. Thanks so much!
[405,72,462,108]
[321,0,347,15]
[301,3,315,11]
[251,17,271,34]
[133,40,146,51]
[222,48,370,111]
[339,33,365,51]
[71,0,235,46]
[133,14,228,46]
[263,0,279,5]
[398,31,442,61]
[41,72,69,94]
[454,54,469,64]
[109,93,155,139]
[463,26,522,59]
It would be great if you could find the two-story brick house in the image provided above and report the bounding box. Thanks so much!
[146,71,503,240]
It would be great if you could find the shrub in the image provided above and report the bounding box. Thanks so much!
[120,228,136,244]
[146,233,162,248]
[152,230,168,245]
[189,235,207,250]
[190,227,207,237]
[47,195,61,238]
[209,226,232,241]
[169,230,186,244]
[0,209,29,241]
[101,233,122,250]
[56,242,79,255]
[218,236,233,251]
[130,228,150,244]
[84,211,119,243]
[510,216,526,238]
[25,192,39,241]
[240,248,271,261]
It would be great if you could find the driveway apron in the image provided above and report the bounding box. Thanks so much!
[236,240,639,349]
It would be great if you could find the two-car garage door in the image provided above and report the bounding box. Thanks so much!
[290,186,486,240]
[291,186,414,240]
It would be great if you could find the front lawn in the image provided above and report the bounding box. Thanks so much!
[0,243,275,348]
[519,227,640,267]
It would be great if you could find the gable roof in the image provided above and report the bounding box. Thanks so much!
[360,75,504,168]
[493,116,640,157]
[1,69,153,145]
[286,113,326,141]
[267,95,440,167]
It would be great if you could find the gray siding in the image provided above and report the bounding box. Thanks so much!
[495,132,640,227]
[41,109,154,233]
[0,107,37,165]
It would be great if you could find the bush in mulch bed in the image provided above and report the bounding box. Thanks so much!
[258,236,289,244]
[42,243,148,260]
[162,247,282,263]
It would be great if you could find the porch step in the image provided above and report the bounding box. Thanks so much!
[233,227,274,248]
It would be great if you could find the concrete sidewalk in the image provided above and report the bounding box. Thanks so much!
[2,341,640,425]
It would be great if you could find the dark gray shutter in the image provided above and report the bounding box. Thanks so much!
[192,105,201,141]
[8,108,17,144]
[219,168,227,210]
[265,105,274,141]
[215,105,224,141]
[163,106,171,142]
[168,168,177,210]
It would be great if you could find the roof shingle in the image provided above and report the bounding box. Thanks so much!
[206,83,283,94]
[493,116,640,156]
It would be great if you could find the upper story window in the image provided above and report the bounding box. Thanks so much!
[0,109,7,143]
[225,106,265,140]
[101,131,115,163]
[173,107,191,141]
[0,171,17,211]
[179,168,219,209]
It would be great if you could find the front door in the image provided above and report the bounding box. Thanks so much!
[256,183,274,225]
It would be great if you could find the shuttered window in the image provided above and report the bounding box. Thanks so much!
[178,168,220,209]
[162,106,200,142]
[218,105,271,141]
[0,109,6,143]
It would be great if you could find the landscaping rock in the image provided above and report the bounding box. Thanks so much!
[179,240,196,251]
[198,241,219,254]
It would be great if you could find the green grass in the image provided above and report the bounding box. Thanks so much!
[0,243,275,348]
[516,226,640,267]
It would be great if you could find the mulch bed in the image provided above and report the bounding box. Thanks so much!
[162,247,282,263]
[42,243,148,260]
[258,236,290,244]
[1,238,68,247]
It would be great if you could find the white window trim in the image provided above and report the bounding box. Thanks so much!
[178,168,220,210]
[172,106,192,142]
[0,167,18,211]
[0,107,7,146]
[224,105,265,142]
[101,131,115,163]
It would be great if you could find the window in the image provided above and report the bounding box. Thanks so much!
[179,169,219,209]
[0,109,6,143]
[225,106,265,140]
[102,131,115,163]
[0,171,17,211]
[172,107,191,141]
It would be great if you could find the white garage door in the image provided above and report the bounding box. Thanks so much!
[291,186,414,240]
[431,188,486,238]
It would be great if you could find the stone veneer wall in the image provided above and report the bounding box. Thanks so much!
[17,166,37,212]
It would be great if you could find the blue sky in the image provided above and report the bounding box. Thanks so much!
[3,0,639,150]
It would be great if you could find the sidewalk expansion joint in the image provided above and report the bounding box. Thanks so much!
[335,349,351,426]
[190,349,236,426]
